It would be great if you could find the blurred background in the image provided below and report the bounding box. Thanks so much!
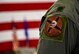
[0,0,57,54]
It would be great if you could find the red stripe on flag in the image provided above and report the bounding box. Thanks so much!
[0,2,54,11]
[0,21,40,31]
[0,39,39,51]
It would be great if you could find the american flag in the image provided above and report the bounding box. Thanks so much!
[0,0,56,51]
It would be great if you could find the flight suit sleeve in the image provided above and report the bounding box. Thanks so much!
[37,15,68,54]
[72,30,79,54]
[40,15,67,42]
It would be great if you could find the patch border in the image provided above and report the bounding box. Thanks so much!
[40,15,67,42]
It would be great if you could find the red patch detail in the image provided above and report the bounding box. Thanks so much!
[44,16,62,37]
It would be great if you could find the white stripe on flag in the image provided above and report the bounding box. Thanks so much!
[0,10,47,23]
[0,0,57,4]
[17,28,39,40]
[0,28,39,42]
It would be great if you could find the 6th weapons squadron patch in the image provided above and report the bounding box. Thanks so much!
[40,15,67,42]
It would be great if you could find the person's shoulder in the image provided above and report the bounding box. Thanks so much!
[39,14,68,42]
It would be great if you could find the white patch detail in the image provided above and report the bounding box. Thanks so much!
[50,20,57,28]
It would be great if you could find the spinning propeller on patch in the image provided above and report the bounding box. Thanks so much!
[43,16,63,37]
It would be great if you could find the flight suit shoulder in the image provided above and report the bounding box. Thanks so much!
[40,15,68,42]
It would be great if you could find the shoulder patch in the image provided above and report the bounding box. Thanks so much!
[44,16,62,37]
[41,15,67,42]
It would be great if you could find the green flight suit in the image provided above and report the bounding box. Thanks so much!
[37,0,79,54]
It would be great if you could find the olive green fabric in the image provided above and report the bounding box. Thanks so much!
[40,15,67,42]
[37,19,78,54]
[47,0,79,30]
[37,0,79,54]
[37,15,67,54]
